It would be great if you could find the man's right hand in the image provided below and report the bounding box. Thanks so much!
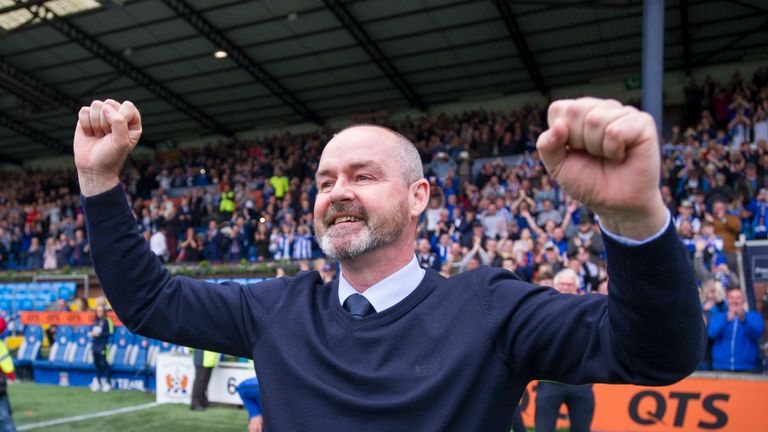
[74,99,142,196]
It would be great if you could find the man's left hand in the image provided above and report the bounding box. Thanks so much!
[537,98,668,240]
[248,415,263,432]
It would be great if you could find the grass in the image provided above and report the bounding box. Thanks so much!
[8,382,249,431]
[7,382,560,431]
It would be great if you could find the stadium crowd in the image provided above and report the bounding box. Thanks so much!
[0,66,767,370]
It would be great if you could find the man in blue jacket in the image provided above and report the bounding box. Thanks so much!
[74,97,705,431]
[709,288,764,371]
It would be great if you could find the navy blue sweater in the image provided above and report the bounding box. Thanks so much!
[83,185,705,431]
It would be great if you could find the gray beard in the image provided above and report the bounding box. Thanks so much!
[315,200,408,259]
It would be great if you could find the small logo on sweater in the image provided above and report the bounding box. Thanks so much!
[414,362,440,376]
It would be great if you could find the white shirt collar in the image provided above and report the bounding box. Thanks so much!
[338,255,426,313]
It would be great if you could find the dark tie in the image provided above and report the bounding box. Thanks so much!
[343,294,376,319]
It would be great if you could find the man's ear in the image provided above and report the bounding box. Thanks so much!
[409,179,430,217]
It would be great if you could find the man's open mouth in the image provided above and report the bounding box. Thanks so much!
[332,215,363,225]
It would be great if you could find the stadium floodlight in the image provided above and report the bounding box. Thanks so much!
[213,50,228,59]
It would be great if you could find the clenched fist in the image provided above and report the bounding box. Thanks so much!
[536,98,668,240]
[73,99,142,196]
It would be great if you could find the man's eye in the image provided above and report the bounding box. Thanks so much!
[356,175,371,182]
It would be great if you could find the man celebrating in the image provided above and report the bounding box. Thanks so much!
[74,98,704,431]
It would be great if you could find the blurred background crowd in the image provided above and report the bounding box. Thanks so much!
[0,66,765,298]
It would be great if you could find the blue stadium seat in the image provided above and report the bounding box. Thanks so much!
[69,325,94,369]
[108,327,135,370]
[18,299,33,312]
[14,325,43,367]
[147,339,180,372]
[33,325,74,369]
[0,284,11,301]
[57,282,76,301]
[112,333,149,374]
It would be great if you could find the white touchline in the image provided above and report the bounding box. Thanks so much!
[17,402,160,431]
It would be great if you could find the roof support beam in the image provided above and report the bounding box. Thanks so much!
[0,55,82,113]
[322,0,428,111]
[693,17,768,66]
[160,0,323,125]
[680,0,692,75]
[24,2,233,137]
[0,155,23,166]
[0,55,157,148]
[496,2,549,96]
[0,110,68,157]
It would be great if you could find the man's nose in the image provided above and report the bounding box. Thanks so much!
[328,178,354,202]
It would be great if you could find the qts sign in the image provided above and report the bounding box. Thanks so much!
[628,390,727,429]
[520,376,768,431]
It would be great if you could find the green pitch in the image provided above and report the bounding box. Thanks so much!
[8,382,248,431]
[7,382,546,431]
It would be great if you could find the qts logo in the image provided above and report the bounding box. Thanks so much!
[629,390,728,430]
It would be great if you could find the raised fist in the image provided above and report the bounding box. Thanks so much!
[536,98,667,240]
[74,99,142,196]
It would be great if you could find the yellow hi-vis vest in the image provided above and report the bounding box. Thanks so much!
[0,340,14,375]
[219,191,235,213]
[203,351,219,368]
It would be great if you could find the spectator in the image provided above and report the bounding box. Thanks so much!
[43,237,57,270]
[224,224,246,262]
[708,288,764,372]
[291,225,313,261]
[54,232,72,268]
[88,304,113,392]
[428,152,457,180]
[536,199,562,227]
[708,199,741,267]
[573,246,600,294]
[693,239,740,290]
[415,239,440,271]
[26,237,43,270]
[203,220,223,262]
[252,224,271,262]
[269,167,289,200]
[149,223,169,263]
[748,188,768,238]
[481,203,507,240]
[190,350,219,411]
[177,227,202,262]
[72,229,91,267]
[535,269,595,432]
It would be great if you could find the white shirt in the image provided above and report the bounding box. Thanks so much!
[149,231,168,258]
[337,215,672,310]
[338,255,425,313]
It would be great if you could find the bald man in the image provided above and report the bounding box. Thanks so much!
[74,98,704,431]
[534,269,595,432]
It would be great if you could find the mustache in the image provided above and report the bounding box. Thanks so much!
[323,201,368,226]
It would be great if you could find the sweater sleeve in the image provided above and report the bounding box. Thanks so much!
[476,221,706,386]
[82,184,286,358]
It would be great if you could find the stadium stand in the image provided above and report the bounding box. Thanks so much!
[2,63,768,383]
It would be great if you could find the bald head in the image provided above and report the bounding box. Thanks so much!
[330,124,423,185]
